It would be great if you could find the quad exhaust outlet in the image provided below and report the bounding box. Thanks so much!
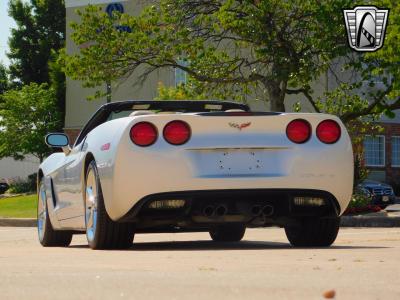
[202,205,228,217]
[251,205,274,217]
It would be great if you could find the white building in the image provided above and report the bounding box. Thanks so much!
[0,156,40,181]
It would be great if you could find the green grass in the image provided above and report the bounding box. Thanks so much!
[0,194,37,218]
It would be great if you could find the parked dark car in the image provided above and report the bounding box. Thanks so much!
[0,182,9,194]
[357,180,396,208]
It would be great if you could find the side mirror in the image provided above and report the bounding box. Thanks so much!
[45,133,71,155]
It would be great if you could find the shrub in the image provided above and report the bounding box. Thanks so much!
[344,192,381,215]
[8,174,37,194]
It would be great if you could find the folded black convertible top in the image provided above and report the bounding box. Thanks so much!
[74,100,250,146]
[102,100,250,113]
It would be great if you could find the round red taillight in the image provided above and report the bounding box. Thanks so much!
[286,119,311,144]
[130,122,158,147]
[163,121,191,145]
[316,120,341,144]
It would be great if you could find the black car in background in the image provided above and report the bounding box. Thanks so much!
[357,180,396,208]
[0,182,9,194]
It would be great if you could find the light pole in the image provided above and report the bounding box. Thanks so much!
[106,81,111,103]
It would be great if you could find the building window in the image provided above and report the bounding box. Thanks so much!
[175,60,188,87]
[364,135,385,167]
[392,137,400,167]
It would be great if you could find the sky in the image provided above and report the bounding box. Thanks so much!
[0,0,16,67]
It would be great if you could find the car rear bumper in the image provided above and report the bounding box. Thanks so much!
[105,169,352,220]
[103,154,353,220]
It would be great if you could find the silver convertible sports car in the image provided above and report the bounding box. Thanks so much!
[38,100,353,249]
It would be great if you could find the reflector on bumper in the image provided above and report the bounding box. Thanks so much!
[148,199,186,209]
[293,197,325,207]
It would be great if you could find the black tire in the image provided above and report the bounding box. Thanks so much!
[37,179,73,247]
[85,161,134,250]
[209,224,246,242]
[284,217,340,247]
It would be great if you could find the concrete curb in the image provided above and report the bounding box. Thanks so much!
[0,218,36,227]
[340,216,400,227]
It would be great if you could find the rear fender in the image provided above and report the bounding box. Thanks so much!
[82,118,132,216]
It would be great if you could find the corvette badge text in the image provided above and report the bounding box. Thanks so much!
[343,6,389,52]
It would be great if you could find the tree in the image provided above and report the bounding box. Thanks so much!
[64,0,353,110]
[64,0,399,125]
[49,50,66,131]
[7,0,66,130]
[155,82,207,100]
[0,83,62,162]
[314,0,399,184]
[7,0,65,85]
[0,63,9,95]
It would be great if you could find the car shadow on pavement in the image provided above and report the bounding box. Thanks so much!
[131,240,290,251]
[68,240,389,251]
[129,241,389,251]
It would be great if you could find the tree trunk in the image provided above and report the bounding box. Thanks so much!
[265,81,286,112]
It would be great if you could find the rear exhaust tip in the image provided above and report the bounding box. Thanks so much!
[262,205,274,217]
[251,205,262,216]
[203,206,215,217]
[215,205,227,217]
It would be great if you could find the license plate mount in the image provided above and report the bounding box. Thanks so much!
[217,150,263,174]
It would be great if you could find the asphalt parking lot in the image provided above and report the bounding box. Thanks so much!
[0,227,399,300]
